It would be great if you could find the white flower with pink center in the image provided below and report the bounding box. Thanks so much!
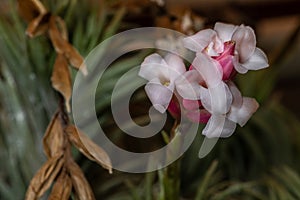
[183,22,269,75]
[138,22,269,138]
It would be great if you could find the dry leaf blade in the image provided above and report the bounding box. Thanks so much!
[64,43,88,75]
[26,13,50,38]
[51,54,72,112]
[25,155,64,200]
[65,125,112,173]
[43,110,65,158]
[49,15,67,54]
[48,169,72,200]
[68,160,96,200]
[18,0,47,22]
[49,16,87,75]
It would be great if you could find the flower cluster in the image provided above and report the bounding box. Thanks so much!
[139,22,269,138]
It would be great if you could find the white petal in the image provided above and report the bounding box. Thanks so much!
[233,54,248,74]
[227,97,259,126]
[198,86,211,111]
[200,81,232,114]
[192,53,223,87]
[202,115,237,138]
[139,53,169,81]
[214,22,237,42]
[206,40,224,56]
[145,79,174,113]
[227,81,242,108]
[175,70,202,100]
[206,42,221,56]
[142,53,167,65]
[241,48,269,70]
[232,25,256,63]
[183,29,218,52]
[164,53,186,81]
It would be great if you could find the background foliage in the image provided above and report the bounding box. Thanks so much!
[0,0,300,199]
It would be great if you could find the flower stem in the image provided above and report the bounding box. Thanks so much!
[159,158,181,200]
[159,121,181,200]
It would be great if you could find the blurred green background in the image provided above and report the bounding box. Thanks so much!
[0,0,300,199]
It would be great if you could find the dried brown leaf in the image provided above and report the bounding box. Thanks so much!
[65,125,113,174]
[25,154,64,200]
[155,6,205,34]
[48,169,72,200]
[49,15,67,54]
[43,111,65,158]
[18,0,47,22]
[51,54,72,112]
[64,43,88,76]
[26,13,50,38]
[49,16,87,75]
[68,159,96,200]
[55,16,68,41]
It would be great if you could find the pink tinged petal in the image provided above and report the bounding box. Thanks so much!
[182,99,201,110]
[199,110,211,123]
[215,41,235,58]
[232,25,256,63]
[164,54,186,81]
[168,97,181,120]
[183,29,222,53]
[200,82,233,114]
[213,42,236,80]
[175,70,203,100]
[241,48,269,70]
[192,53,223,87]
[227,97,259,126]
[145,78,174,113]
[214,22,238,42]
[216,55,234,80]
[202,115,237,138]
[139,53,169,81]
[186,109,211,124]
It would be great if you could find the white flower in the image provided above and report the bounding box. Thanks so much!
[201,81,259,138]
[176,53,232,114]
[139,22,266,139]
[175,54,259,138]
[183,22,269,74]
[139,53,186,113]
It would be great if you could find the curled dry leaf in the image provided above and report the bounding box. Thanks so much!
[26,13,50,38]
[64,43,88,76]
[55,16,68,41]
[18,0,50,38]
[17,0,47,22]
[43,110,65,158]
[25,154,64,200]
[65,125,113,174]
[49,15,88,75]
[51,54,72,112]
[68,159,96,200]
[48,169,72,200]
[49,15,66,54]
